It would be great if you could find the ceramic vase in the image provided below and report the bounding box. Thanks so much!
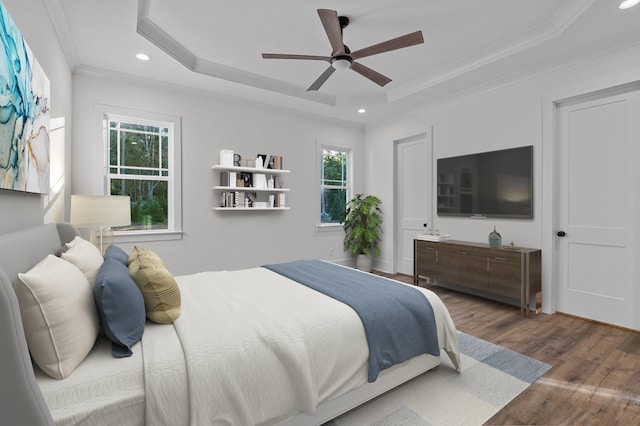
[488,226,502,248]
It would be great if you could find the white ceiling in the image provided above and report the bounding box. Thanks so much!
[46,0,640,125]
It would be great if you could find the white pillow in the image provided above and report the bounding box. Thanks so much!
[61,236,104,285]
[16,255,100,380]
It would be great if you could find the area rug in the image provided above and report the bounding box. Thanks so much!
[326,332,552,426]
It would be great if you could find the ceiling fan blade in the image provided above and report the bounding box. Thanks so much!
[317,9,345,56]
[307,66,336,91]
[262,53,331,61]
[351,31,424,60]
[350,62,392,87]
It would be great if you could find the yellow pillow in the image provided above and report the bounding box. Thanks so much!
[128,245,164,265]
[129,246,181,324]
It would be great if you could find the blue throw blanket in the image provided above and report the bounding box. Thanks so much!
[263,260,440,382]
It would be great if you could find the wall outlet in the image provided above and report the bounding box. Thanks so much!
[329,248,334,257]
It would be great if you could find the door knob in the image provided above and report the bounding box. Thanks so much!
[556,231,567,237]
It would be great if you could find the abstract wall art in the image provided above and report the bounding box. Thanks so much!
[0,0,50,194]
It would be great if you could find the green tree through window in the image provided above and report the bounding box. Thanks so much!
[320,148,349,224]
[108,119,170,230]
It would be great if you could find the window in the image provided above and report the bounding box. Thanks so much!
[319,146,351,226]
[100,106,182,241]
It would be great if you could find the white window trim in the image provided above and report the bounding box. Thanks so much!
[96,104,183,243]
[316,140,352,233]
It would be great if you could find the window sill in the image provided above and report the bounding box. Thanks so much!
[316,223,343,233]
[113,229,183,244]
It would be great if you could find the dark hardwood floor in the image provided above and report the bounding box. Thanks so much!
[381,273,640,425]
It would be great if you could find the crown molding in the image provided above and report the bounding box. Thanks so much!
[389,0,596,102]
[367,30,640,129]
[72,65,365,130]
[136,0,336,106]
[42,0,80,67]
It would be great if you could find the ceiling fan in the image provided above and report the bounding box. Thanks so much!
[262,9,424,91]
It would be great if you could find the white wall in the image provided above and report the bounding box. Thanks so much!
[365,82,543,266]
[0,0,72,234]
[365,44,640,311]
[72,73,364,274]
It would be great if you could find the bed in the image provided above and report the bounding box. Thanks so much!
[0,223,460,426]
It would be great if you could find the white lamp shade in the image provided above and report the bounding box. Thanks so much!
[70,195,131,227]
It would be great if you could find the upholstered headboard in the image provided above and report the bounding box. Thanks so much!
[0,222,80,426]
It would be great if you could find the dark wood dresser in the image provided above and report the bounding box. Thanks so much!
[414,239,541,317]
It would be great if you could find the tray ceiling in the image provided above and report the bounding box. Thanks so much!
[47,0,640,125]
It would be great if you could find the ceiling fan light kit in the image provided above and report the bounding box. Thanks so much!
[331,55,352,70]
[262,9,424,91]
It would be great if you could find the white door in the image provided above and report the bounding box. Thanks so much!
[396,133,432,275]
[556,90,640,330]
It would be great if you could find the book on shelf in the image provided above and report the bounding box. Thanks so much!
[253,172,267,189]
[220,191,249,208]
[234,191,247,208]
[219,171,237,187]
[220,171,229,186]
[222,192,234,208]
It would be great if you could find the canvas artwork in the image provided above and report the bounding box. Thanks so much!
[0,0,50,194]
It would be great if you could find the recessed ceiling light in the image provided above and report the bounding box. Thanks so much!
[136,53,151,61]
[619,0,640,9]
[357,108,366,114]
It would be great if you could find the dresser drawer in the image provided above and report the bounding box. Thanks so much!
[416,243,439,278]
[488,254,522,296]
[458,253,488,291]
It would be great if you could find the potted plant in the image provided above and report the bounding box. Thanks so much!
[342,193,383,272]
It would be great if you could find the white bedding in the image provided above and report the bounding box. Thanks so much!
[36,335,144,426]
[38,266,460,426]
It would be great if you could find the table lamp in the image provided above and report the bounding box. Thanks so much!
[70,195,131,253]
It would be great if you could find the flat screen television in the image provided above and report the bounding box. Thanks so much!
[437,145,533,219]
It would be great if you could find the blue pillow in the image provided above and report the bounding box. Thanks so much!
[94,257,145,357]
[104,245,129,265]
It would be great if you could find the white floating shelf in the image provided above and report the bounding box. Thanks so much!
[213,207,290,211]
[212,165,290,174]
[212,186,290,192]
